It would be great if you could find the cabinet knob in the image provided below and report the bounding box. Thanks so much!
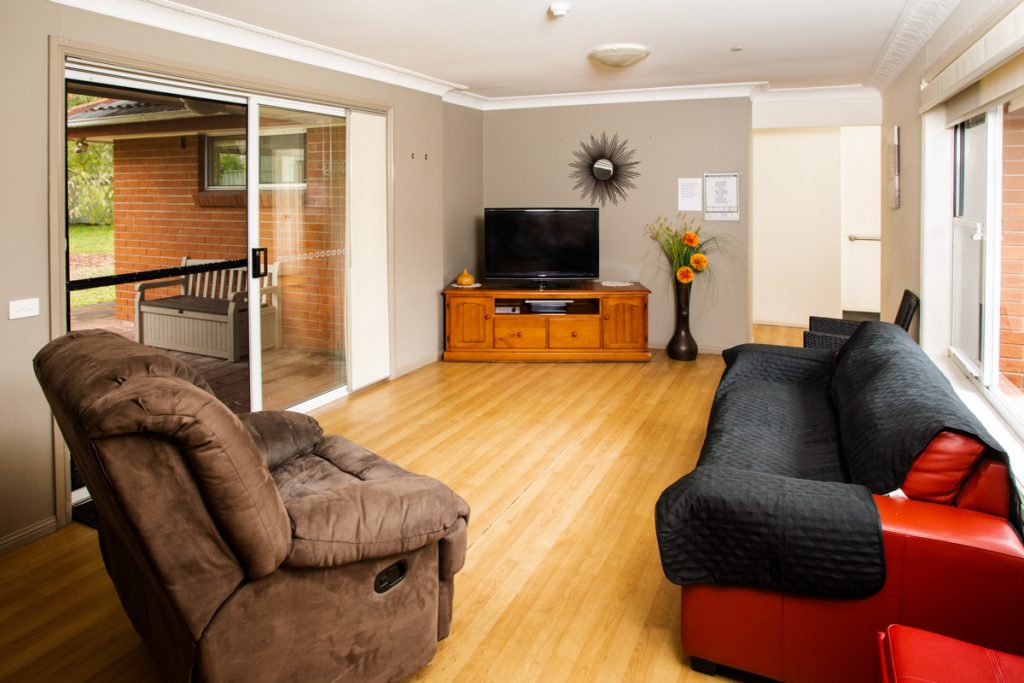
[485,313,492,320]
[517,331,523,337]
[572,331,578,337]
[603,314,610,320]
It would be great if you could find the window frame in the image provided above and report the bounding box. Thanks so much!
[202,128,309,191]
[949,104,1022,433]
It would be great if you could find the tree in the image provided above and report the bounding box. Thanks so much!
[66,94,113,225]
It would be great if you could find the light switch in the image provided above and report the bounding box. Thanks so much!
[9,298,40,320]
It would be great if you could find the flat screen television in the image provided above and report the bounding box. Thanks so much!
[484,208,599,282]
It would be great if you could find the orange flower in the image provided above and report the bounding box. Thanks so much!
[683,231,700,247]
[676,266,694,284]
[690,253,708,271]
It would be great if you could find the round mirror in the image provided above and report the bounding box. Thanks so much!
[593,158,614,180]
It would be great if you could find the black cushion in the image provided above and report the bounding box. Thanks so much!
[831,321,1003,493]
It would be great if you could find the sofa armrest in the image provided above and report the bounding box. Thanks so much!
[875,495,1024,655]
[239,411,324,469]
[284,476,470,568]
[656,465,884,598]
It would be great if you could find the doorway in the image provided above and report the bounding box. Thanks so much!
[751,126,882,329]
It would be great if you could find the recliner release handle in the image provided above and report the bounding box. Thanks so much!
[374,561,408,594]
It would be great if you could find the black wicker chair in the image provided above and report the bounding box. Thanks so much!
[803,289,919,351]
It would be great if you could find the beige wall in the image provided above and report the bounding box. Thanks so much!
[752,128,842,326]
[443,103,484,283]
[0,0,447,545]
[482,99,752,351]
[880,49,927,331]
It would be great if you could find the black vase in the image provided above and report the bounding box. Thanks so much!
[667,280,698,361]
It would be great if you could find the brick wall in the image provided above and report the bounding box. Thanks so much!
[1001,106,1024,388]
[112,126,346,354]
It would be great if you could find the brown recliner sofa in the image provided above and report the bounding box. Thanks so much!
[34,329,470,682]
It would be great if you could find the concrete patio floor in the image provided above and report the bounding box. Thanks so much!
[69,302,346,412]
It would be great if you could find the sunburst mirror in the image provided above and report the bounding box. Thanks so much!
[568,132,641,206]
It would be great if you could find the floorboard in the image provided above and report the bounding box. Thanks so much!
[0,331,798,681]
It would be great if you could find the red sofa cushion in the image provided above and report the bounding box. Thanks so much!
[956,459,1011,518]
[901,431,985,504]
[881,624,1024,682]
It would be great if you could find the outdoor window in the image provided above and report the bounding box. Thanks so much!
[205,131,307,189]
[950,101,1024,430]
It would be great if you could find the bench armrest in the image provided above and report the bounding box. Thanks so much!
[136,277,186,296]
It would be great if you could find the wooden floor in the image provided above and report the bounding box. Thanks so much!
[0,327,800,682]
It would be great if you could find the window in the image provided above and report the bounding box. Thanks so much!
[950,102,1024,429]
[205,131,307,189]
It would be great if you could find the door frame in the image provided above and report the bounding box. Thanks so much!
[47,39,394,527]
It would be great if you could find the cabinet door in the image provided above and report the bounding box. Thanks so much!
[448,297,493,349]
[602,296,647,349]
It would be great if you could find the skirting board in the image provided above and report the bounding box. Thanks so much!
[752,321,806,328]
[650,339,724,357]
[392,352,441,379]
[0,516,58,555]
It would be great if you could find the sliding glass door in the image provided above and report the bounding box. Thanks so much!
[64,62,392,417]
[248,102,348,409]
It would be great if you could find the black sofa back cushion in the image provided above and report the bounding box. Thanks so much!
[831,322,1004,494]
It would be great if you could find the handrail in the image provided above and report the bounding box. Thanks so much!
[847,235,881,242]
[66,258,248,291]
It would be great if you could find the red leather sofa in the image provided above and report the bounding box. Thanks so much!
[657,323,1024,683]
[879,624,1024,683]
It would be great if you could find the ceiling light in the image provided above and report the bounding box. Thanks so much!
[730,47,744,53]
[589,44,650,68]
[549,3,570,17]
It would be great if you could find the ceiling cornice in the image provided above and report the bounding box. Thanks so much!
[49,0,469,97]
[866,0,960,91]
[750,85,881,103]
[443,83,766,112]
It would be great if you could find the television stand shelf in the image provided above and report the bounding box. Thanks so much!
[443,281,651,362]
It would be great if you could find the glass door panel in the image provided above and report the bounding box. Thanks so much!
[65,79,252,411]
[254,104,347,409]
[952,114,989,372]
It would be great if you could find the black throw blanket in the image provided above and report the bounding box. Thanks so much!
[655,322,1021,600]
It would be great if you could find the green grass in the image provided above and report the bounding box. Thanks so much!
[69,223,115,307]
[69,223,113,254]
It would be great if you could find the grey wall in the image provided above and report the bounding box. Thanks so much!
[0,0,57,545]
[482,99,752,350]
[0,0,447,544]
[443,103,484,282]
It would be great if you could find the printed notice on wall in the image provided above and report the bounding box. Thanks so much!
[704,172,740,221]
[677,178,702,212]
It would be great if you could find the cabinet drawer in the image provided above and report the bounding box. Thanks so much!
[494,317,546,348]
[549,318,601,349]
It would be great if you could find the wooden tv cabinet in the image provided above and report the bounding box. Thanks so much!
[443,281,651,362]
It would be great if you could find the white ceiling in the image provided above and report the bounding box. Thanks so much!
[158,0,958,99]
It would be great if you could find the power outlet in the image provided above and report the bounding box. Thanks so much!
[9,298,40,320]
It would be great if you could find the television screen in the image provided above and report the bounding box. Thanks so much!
[484,208,599,280]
